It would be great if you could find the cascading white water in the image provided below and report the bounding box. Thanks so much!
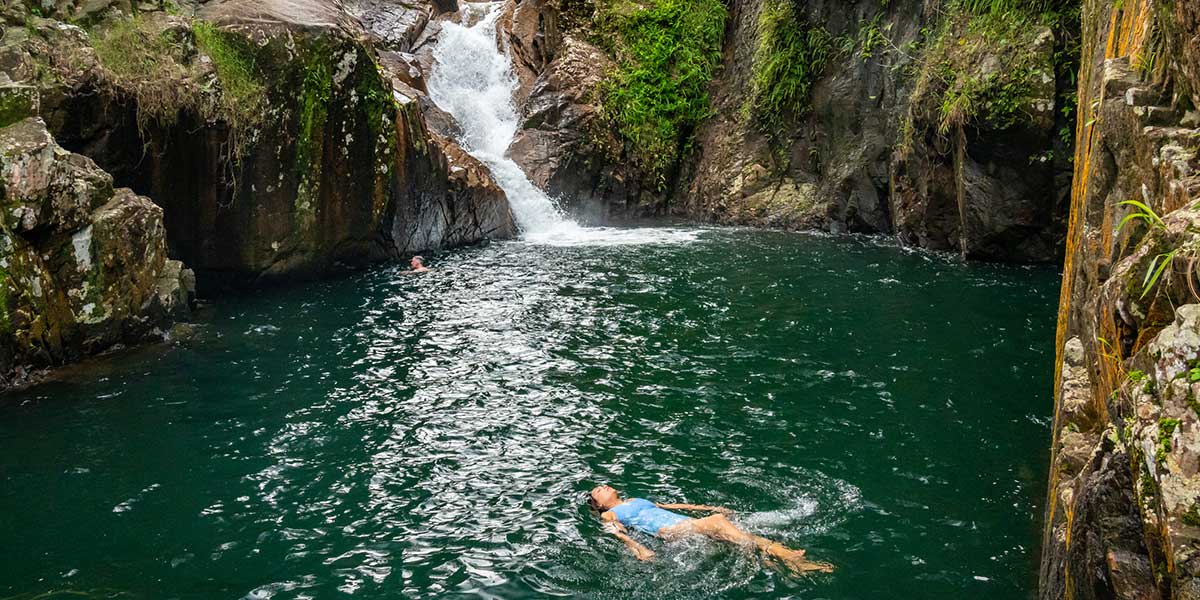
[427,2,698,246]
[427,3,581,238]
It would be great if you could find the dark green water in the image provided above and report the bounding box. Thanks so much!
[0,229,1058,599]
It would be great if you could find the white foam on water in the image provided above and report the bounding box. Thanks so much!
[426,2,699,247]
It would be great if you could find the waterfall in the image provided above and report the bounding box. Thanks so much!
[427,3,580,238]
[427,2,698,246]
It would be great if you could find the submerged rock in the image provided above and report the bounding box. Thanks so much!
[0,117,193,385]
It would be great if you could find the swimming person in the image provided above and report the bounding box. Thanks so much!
[588,485,833,573]
[404,256,431,274]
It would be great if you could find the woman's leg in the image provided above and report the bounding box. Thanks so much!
[684,515,834,573]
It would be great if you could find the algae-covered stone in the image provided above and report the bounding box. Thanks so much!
[0,117,112,233]
[20,0,516,288]
[0,80,38,129]
[0,117,192,386]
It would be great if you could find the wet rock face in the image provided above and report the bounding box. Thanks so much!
[500,0,666,223]
[1043,0,1200,597]
[347,0,456,53]
[17,0,514,289]
[507,36,647,224]
[688,0,1070,260]
[891,21,1065,262]
[0,117,193,384]
[496,0,1070,258]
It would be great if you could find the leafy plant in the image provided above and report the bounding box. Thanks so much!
[1115,199,1180,299]
[1117,199,1166,232]
[743,1,833,136]
[1141,250,1177,299]
[595,0,727,189]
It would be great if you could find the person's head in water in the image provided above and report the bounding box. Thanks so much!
[588,485,622,511]
[411,256,425,269]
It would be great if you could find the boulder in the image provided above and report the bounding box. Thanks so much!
[0,117,193,385]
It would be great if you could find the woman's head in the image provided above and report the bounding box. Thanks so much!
[588,485,621,511]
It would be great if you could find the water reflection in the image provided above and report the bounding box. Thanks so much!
[0,230,1058,599]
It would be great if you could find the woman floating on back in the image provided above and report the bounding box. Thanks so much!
[587,485,834,573]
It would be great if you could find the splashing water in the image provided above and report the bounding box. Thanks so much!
[427,2,697,246]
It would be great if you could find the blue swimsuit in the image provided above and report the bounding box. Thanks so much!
[610,498,689,535]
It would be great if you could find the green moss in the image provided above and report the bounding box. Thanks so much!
[1186,389,1200,418]
[592,0,727,189]
[1156,417,1182,467]
[743,1,833,137]
[296,52,332,175]
[192,20,266,136]
[92,15,197,129]
[0,88,35,129]
[1137,463,1156,506]
[290,48,335,219]
[355,57,398,162]
[1183,503,1200,527]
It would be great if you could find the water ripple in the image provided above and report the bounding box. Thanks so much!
[0,229,1059,599]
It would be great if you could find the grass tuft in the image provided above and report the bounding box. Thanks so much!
[192,20,265,136]
[92,15,200,131]
[91,15,266,158]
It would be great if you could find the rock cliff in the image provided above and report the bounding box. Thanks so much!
[0,0,515,382]
[500,0,1076,261]
[3,0,513,290]
[0,117,193,386]
[1042,0,1200,598]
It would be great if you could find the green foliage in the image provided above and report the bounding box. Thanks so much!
[902,0,1079,150]
[1141,250,1177,299]
[594,0,727,189]
[192,21,265,135]
[1156,417,1182,466]
[1118,201,1166,234]
[954,0,1074,14]
[1116,200,1178,299]
[92,15,199,130]
[856,13,889,60]
[1183,503,1200,527]
[743,1,833,135]
[92,15,265,156]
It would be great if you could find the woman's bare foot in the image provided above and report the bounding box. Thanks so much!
[765,545,833,574]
